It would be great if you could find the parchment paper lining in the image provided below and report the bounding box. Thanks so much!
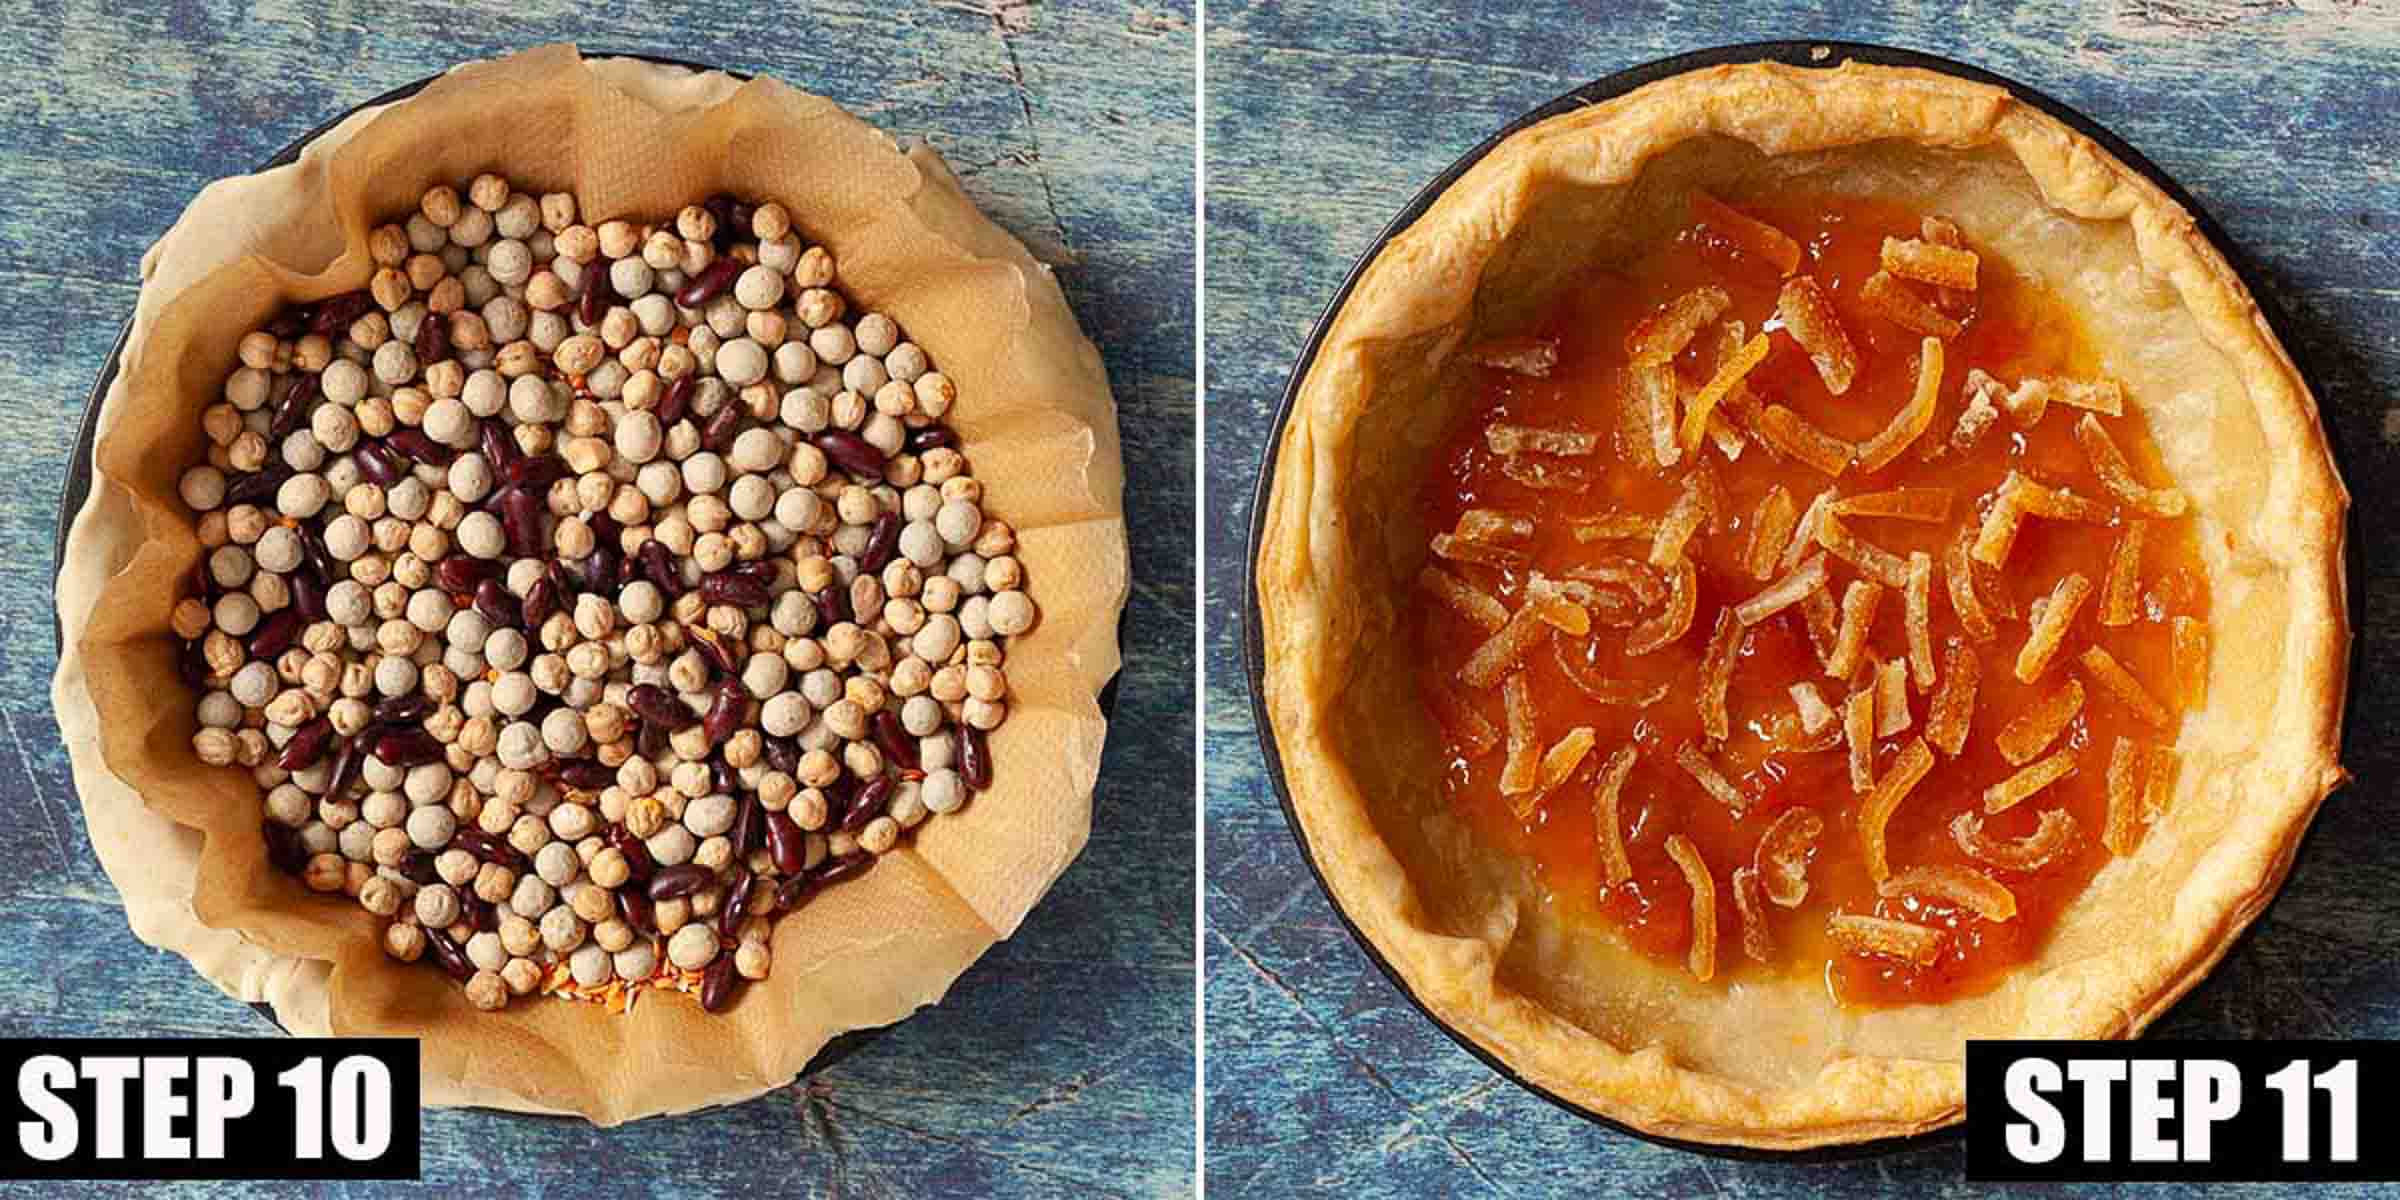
[52,45,1126,1124]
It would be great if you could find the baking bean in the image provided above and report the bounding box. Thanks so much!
[424,927,475,981]
[698,953,740,1012]
[716,863,755,939]
[387,427,459,467]
[959,725,992,791]
[674,257,743,307]
[647,863,713,901]
[248,606,303,659]
[765,810,805,875]
[813,429,886,478]
[277,718,336,771]
[474,577,523,630]
[872,710,918,770]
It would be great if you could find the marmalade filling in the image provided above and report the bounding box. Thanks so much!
[1415,190,2211,1007]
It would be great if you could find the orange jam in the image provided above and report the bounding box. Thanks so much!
[1414,191,2211,1007]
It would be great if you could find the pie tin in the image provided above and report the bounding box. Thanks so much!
[49,50,894,1088]
[1239,39,2359,1161]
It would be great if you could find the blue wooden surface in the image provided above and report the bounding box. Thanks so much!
[0,2,1193,1196]
[1204,3,2398,1194]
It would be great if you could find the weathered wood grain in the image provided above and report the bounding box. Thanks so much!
[0,1,1194,1195]
[1203,2,2398,1193]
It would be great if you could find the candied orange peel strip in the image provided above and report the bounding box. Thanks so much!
[1880,865,2018,922]
[1947,530,1999,643]
[1815,512,1913,589]
[2078,645,2171,727]
[1461,599,1550,689]
[1563,555,1665,606]
[2101,521,2147,627]
[1859,270,1962,338]
[1697,609,1743,740]
[1880,236,1979,290]
[2172,616,2209,706]
[1501,455,1593,493]
[1623,363,1682,470]
[1952,808,2078,873]
[1860,738,1935,883]
[2143,744,2179,821]
[1431,532,1527,571]
[1777,276,1858,395]
[1649,473,1713,567]
[1997,680,2085,766]
[2104,736,2145,854]
[1828,579,1885,681]
[1969,490,2026,569]
[1691,190,1802,275]
[1522,575,1592,636]
[1456,509,1532,545]
[1921,215,1974,309]
[1790,681,1837,735]
[1427,685,1499,758]
[1676,741,1747,818]
[2014,572,2093,683]
[1952,380,2002,450]
[1802,586,1841,670]
[1570,512,1659,545]
[1985,748,2076,814]
[1665,834,1718,982]
[2055,378,2126,416]
[1855,337,1945,473]
[1834,488,1954,523]
[1755,807,1825,907]
[1904,551,1936,689]
[2075,414,2188,517]
[1924,640,1979,756]
[1593,746,1639,885]
[1464,336,1559,378]
[1550,635,1669,708]
[2010,471,2115,523]
[1498,672,1538,795]
[1627,286,1732,366]
[1827,913,1946,966]
[1419,566,1507,632]
[1735,551,1830,628]
[1733,867,1774,963]
[1875,658,1912,737]
[1781,490,1836,573]
[1679,332,1770,453]
[1843,685,1877,795]
[1745,486,1799,580]
[1625,557,1697,657]
[1534,725,1597,798]
[1485,422,1598,457]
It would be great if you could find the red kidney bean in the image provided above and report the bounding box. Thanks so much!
[265,308,309,340]
[839,775,890,834]
[222,464,292,510]
[464,895,499,933]
[505,452,566,491]
[813,429,887,478]
[557,760,613,790]
[437,554,499,592]
[579,543,622,595]
[289,572,328,623]
[814,585,850,629]
[699,570,770,608]
[702,680,747,747]
[674,257,744,308]
[544,558,578,599]
[276,717,335,771]
[497,487,545,558]
[261,821,307,875]
[764,810,805,875]
[370,726,443,767]
[858,512,900,574]
[637,540,684,597]
[625,684,697,731]
[325,742,362,802]
[656,372,695,428]
[579,262,616,327]
[450,827,531,873]
[762,737,799,776]
[604,825,656,883]
[809,851,874,886]
[400,850,440,885]
[716,864,755,939]
[423,927,474,981]
[176,637,211,689]
[637,721,668,760]
[374,693,434,725]
[906,423,958,452]
[478,419,520,473]
[616,886,658,935]
[353,439,407,486]
[387,427,458,468]
[415,309,451,366]
[268,371,319,445]
[773,873,818,911]
[474,578,523,630]
[709,757,738,797]
[959,726,992,791]
[872,711,919,770]
[308,289,375,336]
[647,863,713,901]
[702,192,740,233]
[297,527,336,584]
[247,607,302,659]
[520,579,562,640]
[733,792,764,856]
[700,403,743,454]
[698,954,741,1013]
[685,626,737,677]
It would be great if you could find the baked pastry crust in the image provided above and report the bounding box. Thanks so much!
[1254,60,2349,1148]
